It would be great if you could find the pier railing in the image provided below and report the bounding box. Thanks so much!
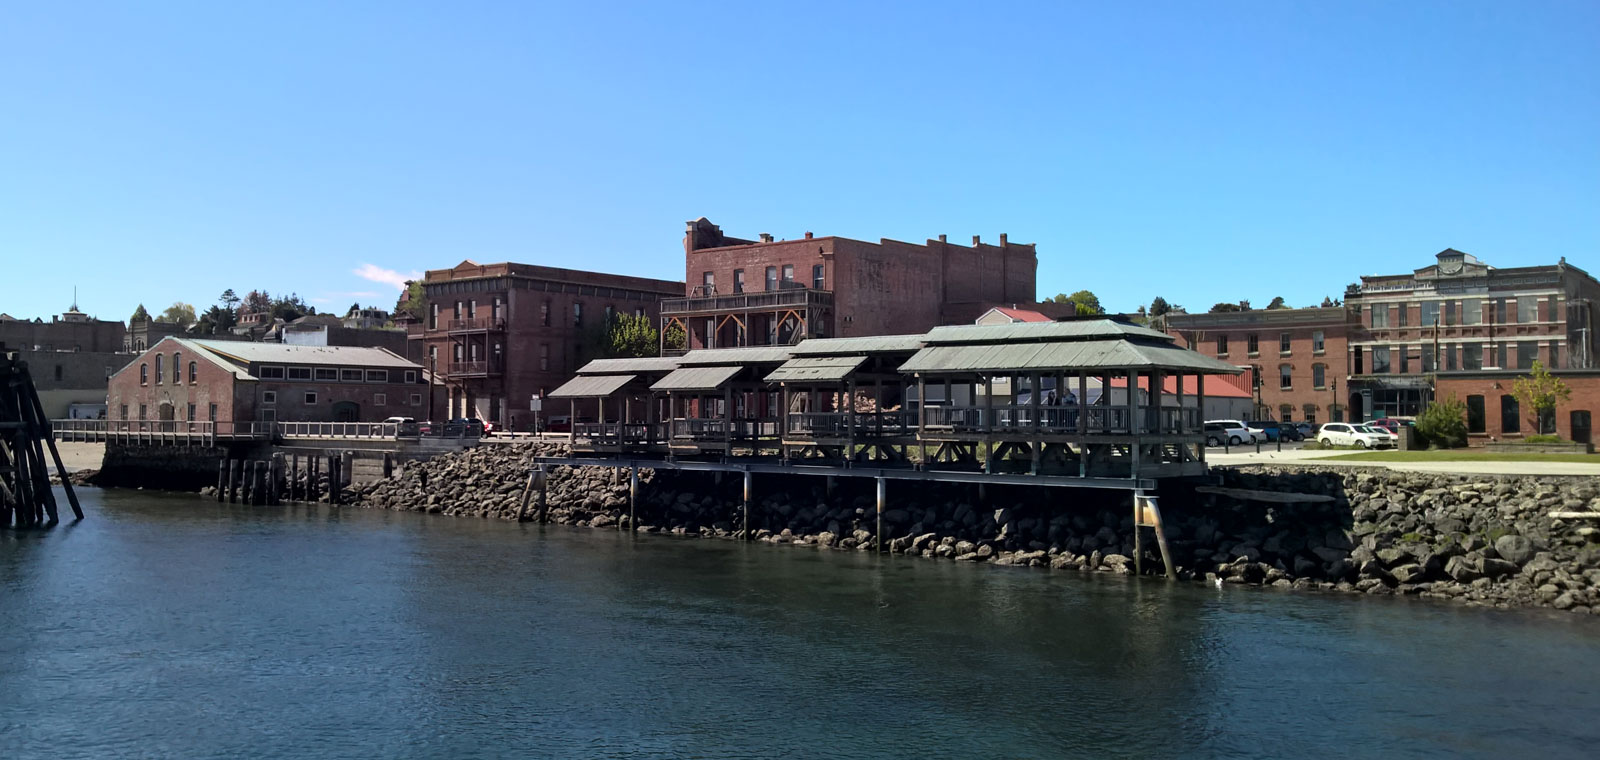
[786,411,915,437]
[50,419,276,446]
[919,405,1199,436]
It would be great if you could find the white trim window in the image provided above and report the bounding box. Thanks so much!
[315,367,338,381]
[375,393,387,406]
[259,365,286,379]
[409,393,422,406]
[263,391,277,405]
[304,391,317,405]
[288,367,312,381]
[366,370,388,383]
[404,370,417,384]
[340,368,362,382]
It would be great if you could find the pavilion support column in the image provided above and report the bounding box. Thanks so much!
[875,476,886,554]
[1128,368,1140,478]
[846,379,856,465]
[917,376,927,469]
[1030,371,1042,475]
[1197,374,1207,467]
[983,376,994,473]
[742,469,753,541]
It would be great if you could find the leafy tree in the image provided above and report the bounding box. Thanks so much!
[662,321,687,351]
[239,289,272,316]
[346,302,362,317]
[158,302,196,327]
[270,293,313,321]
[602,312,659,358]
[1512,360,1571,435]
[194,291,241,334]
[220,289,240,309]
[1047,290,1104,316]
[1416,395,1468,449]
[130,304,150,322]
[1209,302,1244,313]
[395,280,425,317]
[1148,296,1175,317]
[1266,296,1289,310]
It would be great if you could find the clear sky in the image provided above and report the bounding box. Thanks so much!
[3,1,1596,323]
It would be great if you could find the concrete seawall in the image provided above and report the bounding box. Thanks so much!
[341,443,1600,614]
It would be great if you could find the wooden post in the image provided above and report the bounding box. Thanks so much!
[536,464,550,523]
[270,454,282,505]
[516,469,538,521]
[254,461,267,506]
[216,460,227,502]
[629,465,639,533]
[27,382,81,520]
[229,459,241,503]
[1135,492,1177,580]
[742,469,752,540]
[875,477,886,553]
[308,455,319,501]
[1078,371,1089,478]
[290,454,300,501]
[1133,489,1143,576]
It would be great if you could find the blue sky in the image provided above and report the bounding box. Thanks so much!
[3,1,1596,323]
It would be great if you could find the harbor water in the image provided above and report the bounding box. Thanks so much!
[3,488,1598,759]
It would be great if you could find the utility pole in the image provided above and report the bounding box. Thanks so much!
[428,353,437,423]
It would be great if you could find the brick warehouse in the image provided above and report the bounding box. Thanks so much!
[664,217,1050,352]
[1164,306,1352,424]
[1433,369,1598,445]
[412,260,683,429]
[108,338,436,426]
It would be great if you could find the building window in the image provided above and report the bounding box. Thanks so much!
[410,393,422,406]
[314,367,338,381]
[702,271,715,294]
[540,344,550,371]
[1446,344,1457,371]
[1494,298,1507,324]
[1463,299,1482,325]
[172,352,181,382]
[155,355,164,384]
[402,370,416,383]
[208,403,216,421]
[492,297,503,322]
[1517,341,1537,369]
[1312,363,1326,389]
[138,404,146,420]
[467,300,477,320]
[54,364,63,381]
[263,391,277,405]
[1353,346,1364,374]
[1247,334,1259,355]
[366,370,388,383]
[1443,300,1457,326]
[574,302,583,326]
[1495,342,1506,369]
[1421,301,1440,326]
[1396,304,1410,328]
[259,366,286,379]
[1462,343,1481,370]
[304,392,318,405]
[1370,305,1389,328]
[1398,345,1411,374]
[1466,395,1486,433]
[1279,332,1291,354]
[733,269,745,294]
[1517,295,1537,323]
[189,361,197,383]
[119,404,128,420]
[541,300,551,326]
[288,367,312,380]
[454,301,462,320]
[1372,346,1391,373]
[453,344,463,363]
[812,264,825,290]
[341,369,362,382]
[1279,364,1292,390]
[1303,404,1318,424]
[765,266,778,292]
[781,264,794,285]
[429,304,439,330]
[1312,330,1324,353]
[1216,335,1228,355]
[187,403,195,421]
[375,393,386,406]
[1500,395,1520,434]
[1279,403,1294,421]
[140,363,148,384]
[604,305,614,322]
[1421,345,1435,372]
[634,306,645,317]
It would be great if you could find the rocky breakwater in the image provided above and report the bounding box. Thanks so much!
[340,444,1600,613]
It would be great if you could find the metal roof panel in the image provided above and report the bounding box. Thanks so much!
[921,319,1172,345]
[575,356,681,374]
[190,340,420,369]
[764,355,867,383]
[789,334,926,356]
[548,374,637,398]
[650,365,744,391]
[677,346,795,365]
[898,339,1243,374]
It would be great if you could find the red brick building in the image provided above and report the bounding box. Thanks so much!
[0,306,126,352]
[107,338,434,426]
[1434,370,1598,445]
[1344,249,1600,420]
[412,260,683,428]
[664,217,1041,351]
[1165,306,1352,424]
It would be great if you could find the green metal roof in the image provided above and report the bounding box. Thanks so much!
[677,346,794,365]
[897,338,1244,375]
[789,334,926,356]
[650,365,744,391]
[764,355,867,383]
[548,373,636,398]
[921,319,1171,345]
[575,356,680,374]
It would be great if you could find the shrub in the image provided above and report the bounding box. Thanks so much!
[1415,395,1468,449]
[1524,434,1565,444]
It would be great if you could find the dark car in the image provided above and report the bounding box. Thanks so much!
[1245,421,1283,442]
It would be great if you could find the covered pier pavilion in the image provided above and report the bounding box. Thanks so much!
[548,356,682,454]
[767,334,924,465]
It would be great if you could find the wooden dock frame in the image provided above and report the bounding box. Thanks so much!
[535,455,1190,576]
[1,347,85,528]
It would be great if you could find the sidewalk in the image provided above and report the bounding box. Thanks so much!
[1206,448,1600,476]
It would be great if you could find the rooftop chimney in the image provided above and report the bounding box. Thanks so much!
[804,231,813,239]
[972,235,981,245]
[938,234,947,243]
[999,233,1008,246]
[759,233,773,243]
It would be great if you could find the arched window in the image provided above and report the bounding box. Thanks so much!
[139,363,148,384]
[173,352,182,383]
[189,361,198,383]
[1278,363,1293,390]
[154,354,164,384]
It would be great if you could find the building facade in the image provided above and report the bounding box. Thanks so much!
[107,338,434,426]
[1,306,125,353]
[664,217,1040,352]
[1434,370,1598,445]
[1165,306,1351,424]
[412,260,684,429]
[16,349,135,419]
[1343,249,1600,420]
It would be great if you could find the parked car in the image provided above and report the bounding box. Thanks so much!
[1208,419,1268,443]
[1277,423,1305,442]
[381,416,421,437]
[546,415,572,433]
[1295,422,1316,439]
[1317,422,1394,448]
[1360,424,1400,445]
[1203,421,1252,447]
[1368,417,1415,435]
[445,417,485,437]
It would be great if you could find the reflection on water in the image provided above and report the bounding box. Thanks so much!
[2,488,1598,759]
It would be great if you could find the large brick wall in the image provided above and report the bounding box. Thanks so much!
[1434,370,1600,444]
[1167,308,1352,423]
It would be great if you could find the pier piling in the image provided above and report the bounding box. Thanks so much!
[742,470,752,541]
[629,466,638,533]
[875,477,886,553]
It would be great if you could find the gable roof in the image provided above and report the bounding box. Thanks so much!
[922,319,1171,345]
[190,340,420,370]
[982,306,1052,323]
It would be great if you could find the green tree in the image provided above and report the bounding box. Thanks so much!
[130,304,150,322]
[662,321,687,351]
[1266,296,1289,310]
[1148,296,1175,317]
[1416,395,1468,449]
[602,312,659,358]
[239,289,272,316]
[158,302,196,327]
[1512,360,1571,435]
[395,281,425,317]
[1047,290,1104,316]
[1209,302,1244,313]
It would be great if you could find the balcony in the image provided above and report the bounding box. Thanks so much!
[661,287,834,316]
[444,317,506,334]
[445,360,504,378]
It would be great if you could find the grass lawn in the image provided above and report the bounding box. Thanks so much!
[1311,450,1600,464]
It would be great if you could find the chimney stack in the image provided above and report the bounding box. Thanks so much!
[938,234,947,243]
[999,233,1008,246]
[804,231,813,239]
[972,235,981,245]
[759,233,773,243]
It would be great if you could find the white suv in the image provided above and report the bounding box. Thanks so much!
[1207,419,1268,443]
[1317,423,1393,448]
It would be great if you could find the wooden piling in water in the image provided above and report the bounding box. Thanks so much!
[742,469,752,540]
[216,460,227,502]
[0,348,84,528]
[228,459,241,503]
[875,477,886,553]
[536,465,549,523]
[629,466,639,533]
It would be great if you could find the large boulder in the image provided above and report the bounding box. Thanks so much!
[1494,534,1535,566]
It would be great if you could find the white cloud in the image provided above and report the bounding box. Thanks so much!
[354,263,422,291]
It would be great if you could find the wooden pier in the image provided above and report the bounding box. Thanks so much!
[1,345,84,528]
